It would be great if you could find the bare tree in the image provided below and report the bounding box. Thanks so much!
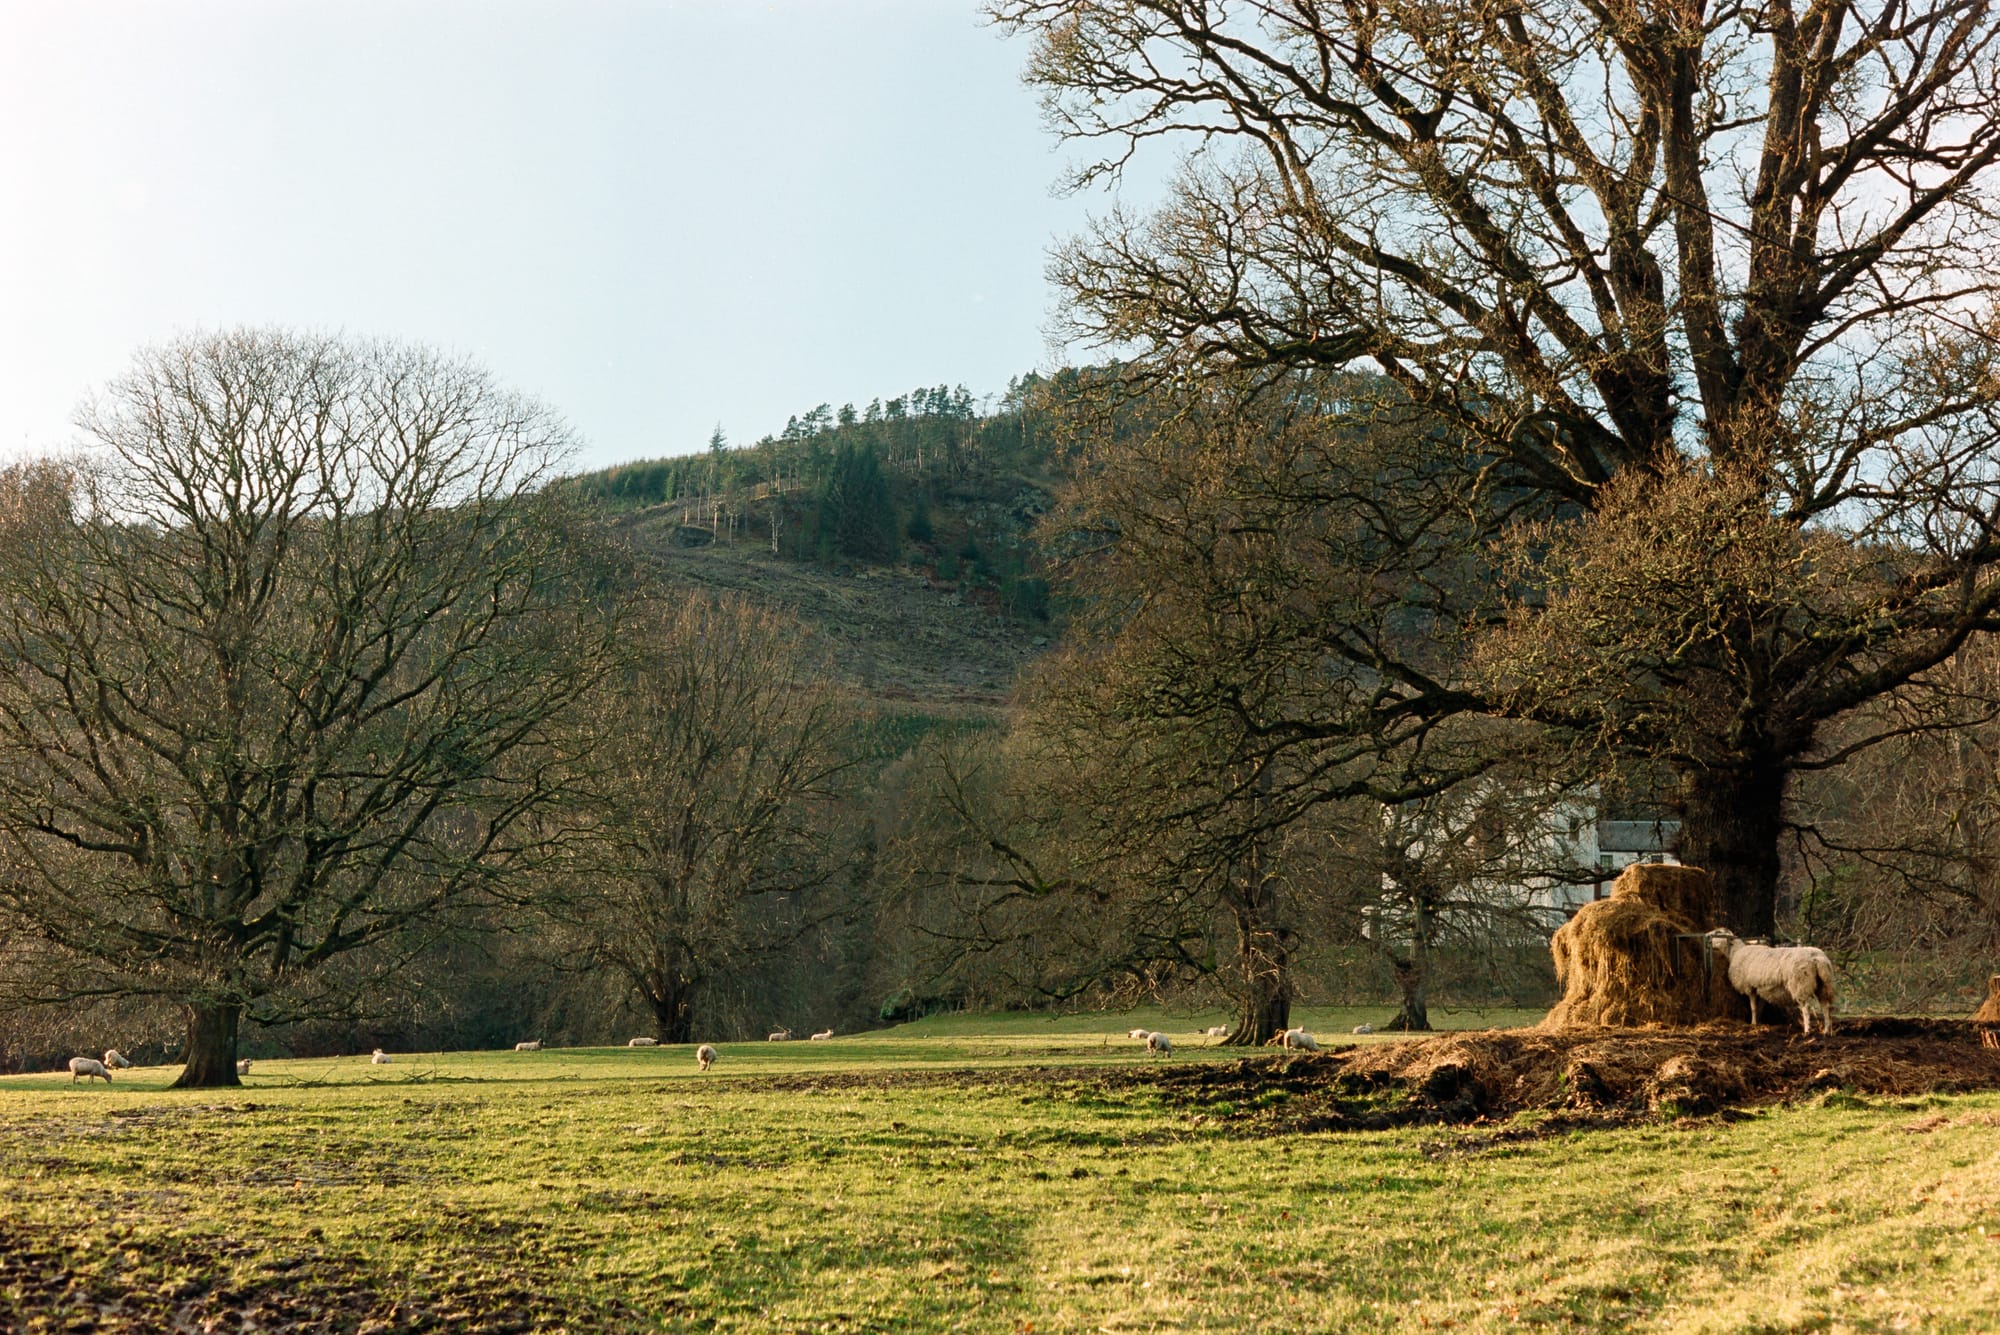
[0,331,607,1086]
[995,0,2000,937]
[558,593,853,1044]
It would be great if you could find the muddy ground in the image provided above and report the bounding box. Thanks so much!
[758,1017,2000,1136]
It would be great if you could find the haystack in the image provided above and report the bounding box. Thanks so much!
[1974,976,2000,1049]
[1541,863,1749,1029]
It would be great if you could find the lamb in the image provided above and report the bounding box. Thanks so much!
[1352,1024,1376,1035]
[628,1037,659,1047]
[1145,1031,1172,1055]
[513,1040,542,1052]
[1204,1025,1229,1037]
[695,1043,717,1072]
[1704,929,1837,1036]
[767,1029,792,1042]
[1127,1028,1151,1039]
[236,1059,252,1077]
[102,1049,133,1069]
[371,1048,392,1065]
[68,1057,112,1084]
[809,1028,834,1041]
[1266,1027,1319,1051]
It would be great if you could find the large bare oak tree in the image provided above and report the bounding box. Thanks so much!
[0,330,607,1086]
[996,0,2000,934]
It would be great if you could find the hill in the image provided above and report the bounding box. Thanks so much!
[567,375,1080,711]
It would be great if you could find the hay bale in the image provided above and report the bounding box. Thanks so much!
[1974,976,2000,1049]
[1541,863,1749,1029]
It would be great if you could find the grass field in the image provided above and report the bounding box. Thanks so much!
[4,1007,1998,1332]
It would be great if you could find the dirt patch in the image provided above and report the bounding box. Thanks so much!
[0,1218,574,1334]
[723,1018,2000,1135]
[1083,1016,2000,1134]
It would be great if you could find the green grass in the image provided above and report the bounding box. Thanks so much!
[4,1015,1998,1332]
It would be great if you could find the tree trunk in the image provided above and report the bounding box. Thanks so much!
[1383,887,1434,1031]
[1386,958,1431,1032]
[645,976,696,1046]
[172,1001,242,1088]
[1225,911,1292,1045]
[1677,763,1785,938]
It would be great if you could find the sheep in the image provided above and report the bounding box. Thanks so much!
[696,1043,717,1072]
[809,1028,834,1041]
[1127,1027,1152,1039]
[236,1059,252,1077]
[1273,1027,1320,1052]
[1352,1023,1376,1035]
[1703,929,1837,1036]
[513,1040,542,1052]
[1145,1031,1172,1055]
[1204,1025,1229,1037]
[371,1048,392,1065]
[628,1037,659,1047]
[68,1057,111,1084]
[767,1029,792,1042]
[102,1049,133,1069]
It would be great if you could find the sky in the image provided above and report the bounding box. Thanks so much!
[0,1,1140,473]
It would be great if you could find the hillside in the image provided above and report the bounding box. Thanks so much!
[611,513,1052,708]
[571,376,1080,712]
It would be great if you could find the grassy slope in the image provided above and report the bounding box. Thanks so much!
[4,1016,1998,1333]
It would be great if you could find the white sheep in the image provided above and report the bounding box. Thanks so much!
[371,1048,392,1065]
[1127,1027,1151,1039]
[513,1040,542,1052]
[628,1037,659,1047]
[236,1059,252,1077]
[68,1056,112,1084]
[102,1049,133,1069]
[767,1029,792,1042]
[1205,1025,1229,1037]
[1352,1023,1376,1035]
[1704,929,1837,1036]
[1280,1028,1320,1051]
[696,1043,717,1071]
[1146,1031,1172,1055]
[809,1028,834,1041]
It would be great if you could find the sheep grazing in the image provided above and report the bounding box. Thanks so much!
[695,1043,717,1072]
[1704,929,1837,1036]
[68,1057,112,1084]
[236,1059,252,1077]
[628,1037,659,1047]
[1204,1025,1229,1038]
[371,1049,392,1065]
[102,1049,133,1070]
[1145,1031,1172,1055]
[513,1040,542,1052]
[809,1029,834,1041]
[1127,1027,1151,1040]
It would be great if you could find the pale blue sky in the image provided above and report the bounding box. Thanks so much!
[0,1,1129,472]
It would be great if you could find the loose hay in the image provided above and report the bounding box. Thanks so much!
[1542,863,1749,1029]
[1974,975,2000,1049]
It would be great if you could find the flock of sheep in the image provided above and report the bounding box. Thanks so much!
[52,934,1849,1086]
